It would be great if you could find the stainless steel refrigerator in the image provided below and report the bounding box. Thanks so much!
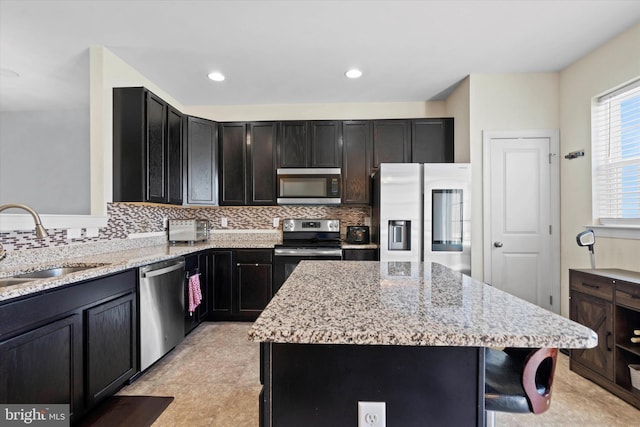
[372,163,471,274]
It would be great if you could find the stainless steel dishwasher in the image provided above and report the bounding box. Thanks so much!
[139,257,186,371]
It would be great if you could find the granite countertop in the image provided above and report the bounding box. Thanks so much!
[249,261,598,349]
[0,230,281,302]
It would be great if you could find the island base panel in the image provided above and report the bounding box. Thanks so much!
[261,343,485,427]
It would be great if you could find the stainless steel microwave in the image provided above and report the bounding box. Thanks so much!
[276,168,341,205]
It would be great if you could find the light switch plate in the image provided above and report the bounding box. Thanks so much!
[221,217,228,227]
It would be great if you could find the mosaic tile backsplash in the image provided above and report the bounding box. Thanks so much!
[0,203,371,252]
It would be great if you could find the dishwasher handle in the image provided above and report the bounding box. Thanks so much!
[141,260,186,279]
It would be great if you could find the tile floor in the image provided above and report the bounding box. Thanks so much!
[118,322,639,426]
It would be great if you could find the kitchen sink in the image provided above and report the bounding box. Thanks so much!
[13,265,106,279]
[0,263,110,287]
[0,277,34,287]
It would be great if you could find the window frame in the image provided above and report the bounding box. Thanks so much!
[590,78,640,239]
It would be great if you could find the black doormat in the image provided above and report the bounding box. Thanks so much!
[77,396,174,427]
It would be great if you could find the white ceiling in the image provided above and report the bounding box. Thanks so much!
[1,0,640,111]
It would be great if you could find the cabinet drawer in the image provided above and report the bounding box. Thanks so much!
[570,271,614,301]
[235,249,273,264]
[616,281,640,310]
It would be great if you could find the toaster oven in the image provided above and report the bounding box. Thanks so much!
[169,219,209,243]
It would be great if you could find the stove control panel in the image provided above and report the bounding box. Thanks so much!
[282,219,340,233]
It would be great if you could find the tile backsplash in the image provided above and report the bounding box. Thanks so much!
[0,202,371,252]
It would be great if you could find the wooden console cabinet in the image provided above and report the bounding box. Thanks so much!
[569,268,640,409]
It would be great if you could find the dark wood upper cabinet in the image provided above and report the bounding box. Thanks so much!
[372,119,411,169]
[310,121,342,167]
[113,87,184,205]
[186,116,218,205]
[219,122,246,205]
[220,122,276,205]
[278,121,308,168]
[247,122,277,205]
[146,93,167,202]
[342,121,371,205]
[278,121,341,168]
[411,118,454,163]
[167,107,184,204]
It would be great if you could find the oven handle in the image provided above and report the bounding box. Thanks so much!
[274,248,343,257]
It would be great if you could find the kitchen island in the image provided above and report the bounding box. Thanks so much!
[248,261,597,427]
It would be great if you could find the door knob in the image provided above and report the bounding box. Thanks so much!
[494,241,503,248]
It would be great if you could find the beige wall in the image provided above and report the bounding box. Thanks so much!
[185,102,446,122]
[445,76,471,163]
[90,46,187,215]
[466,73,560,281]
[559,23,640,315]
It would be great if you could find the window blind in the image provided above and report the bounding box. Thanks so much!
[592,78,640,224]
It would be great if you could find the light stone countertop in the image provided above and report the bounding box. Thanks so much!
[0,231,281,302]
[248,261,598,349]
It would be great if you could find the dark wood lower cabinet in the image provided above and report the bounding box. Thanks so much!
[85,293,137,406]
[0,270,137,421]
[343,249,378,261]
[209,249,272,321]
[236,250,272,319]
[0,314,83,415]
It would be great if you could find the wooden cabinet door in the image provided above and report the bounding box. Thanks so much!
[248,122,277,205]
[210,250,234,319]
[85,293,137,406]
[571,291,614,380]
[167,107,184,205]
[196,252,210,323]
[186,116,218,205]
[237,263,272,318]
[0,314,82,416]
[235,250,273,320]
[310,121,341,167]
[411,118,454,163]
[146,92,168,203]
[219,122,247,205]
[342,121,371,205]
[278,121,308,168]
[372,120,411,169]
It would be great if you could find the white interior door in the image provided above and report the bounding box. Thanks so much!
[483,131,559,313]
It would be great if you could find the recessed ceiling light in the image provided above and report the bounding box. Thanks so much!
[345,69,362,79]
[207,72,225,82]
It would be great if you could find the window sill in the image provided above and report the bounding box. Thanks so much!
[0,214,108,232]
[586,224,640,240]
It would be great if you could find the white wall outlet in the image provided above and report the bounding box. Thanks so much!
[66,228,82,239]
[358,401,386,427]
[273,217,280,228]
[86,227,99,238]
[221,217,228,227]
[364,217,371,227]
[162,217,168,230]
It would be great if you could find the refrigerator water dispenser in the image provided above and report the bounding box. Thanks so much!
[388,220,411,250]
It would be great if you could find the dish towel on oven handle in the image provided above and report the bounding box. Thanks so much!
[188,273,202,314]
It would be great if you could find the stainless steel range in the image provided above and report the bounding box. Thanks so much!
[273,219,342,294]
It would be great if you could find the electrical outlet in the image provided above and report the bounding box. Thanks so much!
[273,217,280,228]
[221,217,228,227]
[358,401,386,427]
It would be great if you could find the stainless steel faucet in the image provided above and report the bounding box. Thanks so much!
[0,203,49,260]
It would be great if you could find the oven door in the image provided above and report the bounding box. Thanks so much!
[273,248,342,295]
